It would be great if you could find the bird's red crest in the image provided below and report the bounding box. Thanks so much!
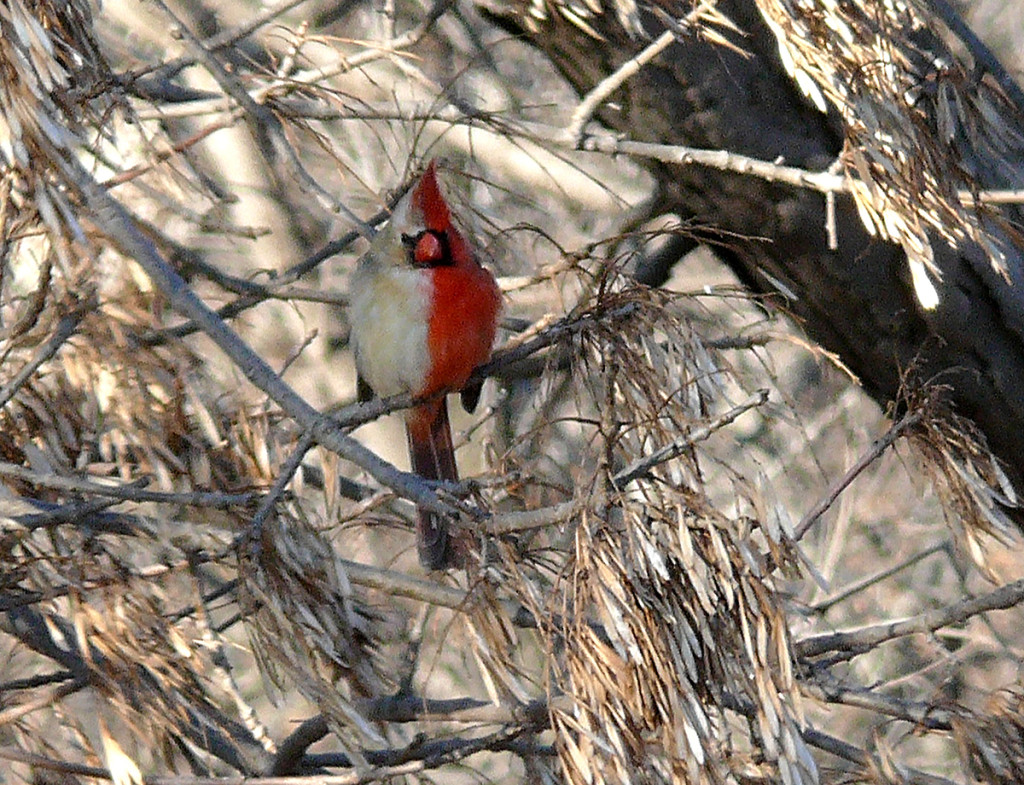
[412,160,452,231]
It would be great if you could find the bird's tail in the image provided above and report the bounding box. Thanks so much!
[406,400,459,569]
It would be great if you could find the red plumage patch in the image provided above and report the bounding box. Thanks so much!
[423,263,501,399]
[402,160,502,399]
[412,160,452,232]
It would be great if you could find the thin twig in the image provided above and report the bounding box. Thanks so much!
[149,0,273,128]
[810,540,950,613]
[141,206,392,346]
[703,331,774,350]
[582,132,847,194]
[195,98,852,195]
[102,118,243,190]
[280,693,554,745]
[724,688,959,784]
[0,670,75,691]
[794,409,923,540]
[337,558,549,634]
[245,432,316,545]
[338,558,468,609]
[487,500,576,535]
[2,723,546,784]
[801,728,958,785]
[564,28,678,143]
[0,747,107,778]
[305,737,556,769]
[0,305,86,410]
[801,675,951,731]
[4,496,131,534]
[358,693,552,724]
[613,389,769,488]
[131,0,315,82]
[564,1,716,143]
[256,0,454,100]
[151,0,375,236]
[130,95,1024,206]
[0,676,87,725]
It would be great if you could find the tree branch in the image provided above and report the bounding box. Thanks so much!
[0,304,87,410]
[0,463,257,508]
[613,389,769,489]
[798,577,1024,658]
[794,409,923,540]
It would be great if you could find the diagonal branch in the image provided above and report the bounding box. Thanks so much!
[613,389,769,489]
[46,144,454,522]
[0,303,88,410]
[794,409,923,540]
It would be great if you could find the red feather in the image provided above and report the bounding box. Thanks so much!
[411,160,451,232]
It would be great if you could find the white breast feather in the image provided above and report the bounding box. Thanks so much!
[349,263,432,398]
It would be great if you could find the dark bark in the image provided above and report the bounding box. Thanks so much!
[478,0,1024,488]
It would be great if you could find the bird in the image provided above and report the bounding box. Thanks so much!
[348,160,501,570]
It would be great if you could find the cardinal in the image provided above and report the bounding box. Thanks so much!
[349,160,501,570]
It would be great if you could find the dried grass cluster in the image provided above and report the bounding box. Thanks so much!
[755,0,1024,305]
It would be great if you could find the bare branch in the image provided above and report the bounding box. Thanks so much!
[613,389,769,489]
[810,540,950,613]
[798,577,1024,658]
[801,728,959,785]
[565,28,678,144]
[0,463,257,508]
[794,409,924,540]
[0,305,87,410]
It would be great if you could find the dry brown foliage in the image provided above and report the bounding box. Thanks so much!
[757,0,1024,303]
[1,2,1024,785]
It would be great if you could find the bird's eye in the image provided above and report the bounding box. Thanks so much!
[403,229,452,268]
